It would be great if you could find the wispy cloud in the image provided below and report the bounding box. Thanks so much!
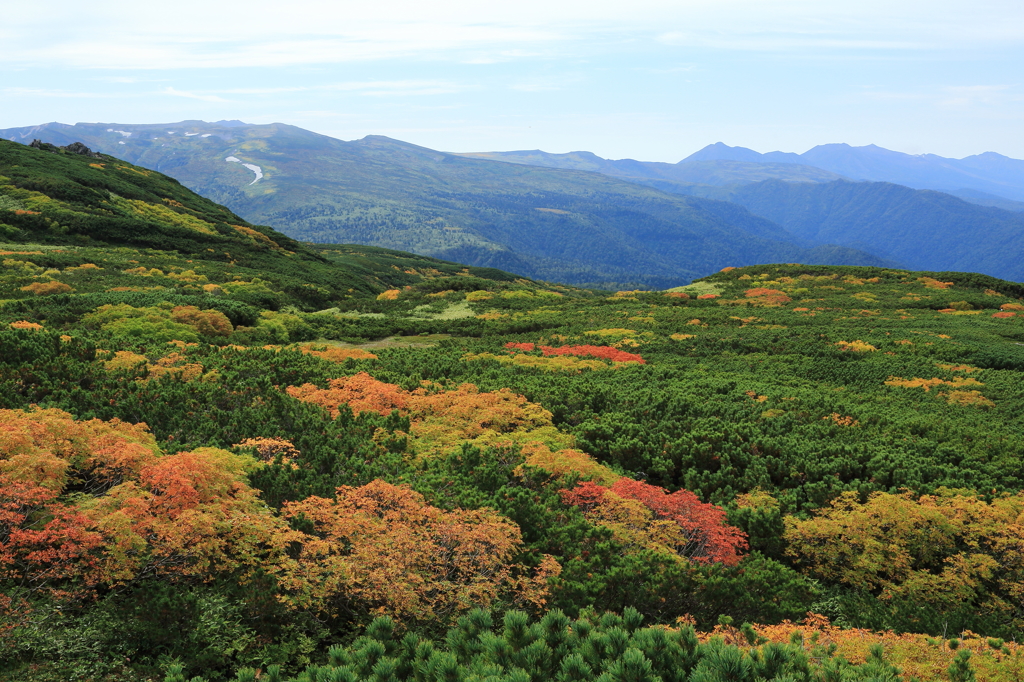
[220,80,465,97]
[938,85,1020,109]
[2,87,113,98]
[162,87,229,102]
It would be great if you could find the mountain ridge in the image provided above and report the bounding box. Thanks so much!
[683,141,1024,201]
[0,120,894,289]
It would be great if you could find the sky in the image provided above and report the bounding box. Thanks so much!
[2,0,1023,162]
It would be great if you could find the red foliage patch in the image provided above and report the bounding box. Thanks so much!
[560,478,747,565]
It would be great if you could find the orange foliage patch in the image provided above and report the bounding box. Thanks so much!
[377,289,400,301]
[697,294,718,300]
[170,305,233,337]
[743,288,792,305]
[705,614,1024,682]
[20,281,73,296]
[8,320,43,330]
[234,437,301,463]
[297,344,378,362]
[664,292,690,299]
[286,372,570,455]
[287,372,409,418]
[1001,303,1024,311]
[278,480,558,622]
[992,311,1017,319]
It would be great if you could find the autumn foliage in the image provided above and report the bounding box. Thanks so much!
[785,490,1024,627]
[0,408,290,625]
[169,305,233,337]
[503,341,645,364]
[286,372,571,455]
[744,288,792,306]
[20,281,73,296]
[278,481,558,623]
[560,479,747,565]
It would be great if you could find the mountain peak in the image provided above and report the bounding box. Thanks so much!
[680,143,764,164]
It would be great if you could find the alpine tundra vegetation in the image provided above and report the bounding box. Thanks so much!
[3,140,1024,682]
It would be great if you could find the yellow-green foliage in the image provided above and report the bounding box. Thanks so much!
[584,328,637,338]
[785,490,1024,627]
[3,259,45,276]
[81,303,232,341]
[110,196,218,235]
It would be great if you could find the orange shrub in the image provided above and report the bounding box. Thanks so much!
[744,288,792,305]
[298,344,378,362]
[278,480,558,622]
[20,281,73,296]
[170,305,233,337]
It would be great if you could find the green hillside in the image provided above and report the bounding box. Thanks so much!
[0,121,889,289]
[4,143,1024,682]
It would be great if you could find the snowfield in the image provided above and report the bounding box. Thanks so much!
[224,156,264,185]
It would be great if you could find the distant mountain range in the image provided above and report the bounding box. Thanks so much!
[682,142,1024,203]
[0,120,893,289]
[466,146,1024,210]
[4,120,1024,284]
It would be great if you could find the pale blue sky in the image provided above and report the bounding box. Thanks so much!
[3,0,1023,161]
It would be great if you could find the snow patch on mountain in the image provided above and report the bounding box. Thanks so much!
[107,129,132,137]
[225,156,263,185]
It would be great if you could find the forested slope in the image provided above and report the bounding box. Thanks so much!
[3,143,1024,682]
[709,179,1024,281]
